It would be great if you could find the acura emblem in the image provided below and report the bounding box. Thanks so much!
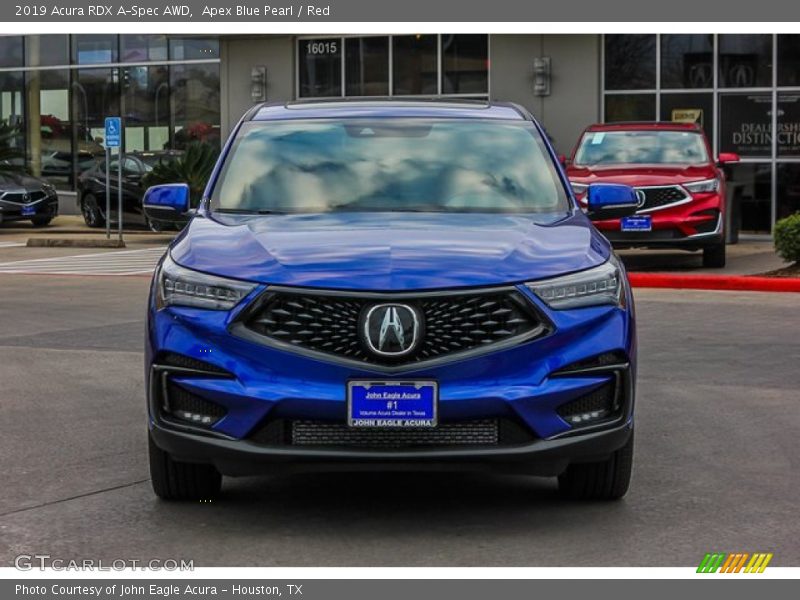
[362,303,422,357]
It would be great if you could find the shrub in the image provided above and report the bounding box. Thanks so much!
[774,212,800,264]
[142,142,219,208]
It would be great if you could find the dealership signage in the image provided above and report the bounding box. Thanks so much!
[719,94,800,157]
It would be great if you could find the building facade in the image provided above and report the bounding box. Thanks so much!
[1,33,799,233]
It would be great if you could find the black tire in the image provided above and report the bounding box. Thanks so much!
[81,193,105,228]
[148,433,222,501]
[702,242,726,268]
[558,431,634,500]
[30,216,53,227]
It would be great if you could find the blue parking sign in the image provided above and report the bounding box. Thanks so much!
[105,117,121,148]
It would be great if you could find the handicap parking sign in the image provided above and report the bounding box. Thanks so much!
[105,117,121,148]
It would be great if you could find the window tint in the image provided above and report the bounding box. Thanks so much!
[213,120,568,215]
[575,130,709,165]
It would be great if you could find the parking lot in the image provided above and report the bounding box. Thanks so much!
[0,236,798,567]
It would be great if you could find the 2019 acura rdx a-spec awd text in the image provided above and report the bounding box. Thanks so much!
[144,100,639,501]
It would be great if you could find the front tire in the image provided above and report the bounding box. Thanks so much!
[148,433,222,501]
[558,431,634,500]
[702,242,726,268]
[81,193,105,228]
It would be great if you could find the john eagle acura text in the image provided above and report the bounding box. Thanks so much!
[144,100,640,501]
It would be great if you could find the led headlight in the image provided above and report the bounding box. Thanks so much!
[157,253,257,310]
[526,254,624,309]
[684,178,719,193]
[569,181,588,196]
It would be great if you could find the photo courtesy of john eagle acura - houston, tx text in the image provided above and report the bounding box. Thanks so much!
[144,99,639,502]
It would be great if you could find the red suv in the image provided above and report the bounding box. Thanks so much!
[566,122,739,268]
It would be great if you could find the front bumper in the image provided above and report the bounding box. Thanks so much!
[0,194,59,222]
[594,191,724,250]
[146,278,637,476]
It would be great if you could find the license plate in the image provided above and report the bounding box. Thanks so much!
[21,205,36,216]
[621,215,652,231]
[347,381,438,428]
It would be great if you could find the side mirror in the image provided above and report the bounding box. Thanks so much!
[717,152,740,165]
[143,183,190,222]
[586,183,640,220]
[558,154,569,167]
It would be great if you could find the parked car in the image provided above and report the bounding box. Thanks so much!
[77,150,182,230]
[566,122,739,268]
[0,172,59,227]
[143,100,640,502]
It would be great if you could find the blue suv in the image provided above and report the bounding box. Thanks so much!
[144,100,638,501]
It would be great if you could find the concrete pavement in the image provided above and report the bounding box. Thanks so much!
[0,274,798,567]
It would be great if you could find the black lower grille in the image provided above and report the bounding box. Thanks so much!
[249,418,535,449]
[239,287,547,368]
[163,381,227,427]
[638,186,688,211]
[157,351,231,375]
[557,382,618,426]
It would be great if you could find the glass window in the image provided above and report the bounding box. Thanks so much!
[777,163,800,220]
[168,37,219,61]
[604,35,656,90]
[121,35,168,62]
[778,35,800,87]
[74,68,120,160]
[27,69,80,189]
[718,35,772,88]
[298,38,342,98]
[121,66,170,153]
[441,34,489,95]
[719,93,771,157]
[25,36,69,67]
[660,35,713,89]
[0,36,24,68]
[392,35,438,96]
[170,63,221,150]
[723,163,772,233]
[604,94,655,122]
[0,72,25,170]
[778,93,800,158]
[574,130,709,166]
[659,93,713,140]
[212,119,568,215]
[72,35,118,65]
[345,37,389,97]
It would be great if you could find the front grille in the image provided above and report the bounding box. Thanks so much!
[240,288,546,367]
[0,190,47,204]
[637,186,688,211]
[249,418,535,449]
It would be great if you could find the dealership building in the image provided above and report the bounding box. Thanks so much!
[1,33,799,233]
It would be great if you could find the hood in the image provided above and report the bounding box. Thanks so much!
[0,172,49,192]
[567,163,717,187]
[170,212,610,291]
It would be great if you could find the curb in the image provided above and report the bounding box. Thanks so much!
[628,273,800,293]
[27,238,127,248]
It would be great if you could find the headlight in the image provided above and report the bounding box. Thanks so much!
[526,254,624,309]
[569,181,588,196]
[684,178,719,193]
[157,253,257,310]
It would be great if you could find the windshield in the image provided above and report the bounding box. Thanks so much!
[574,130,710,166]
[211,119,568,214]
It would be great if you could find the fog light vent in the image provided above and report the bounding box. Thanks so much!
[164,381,226,427]
[557,382,617,426]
